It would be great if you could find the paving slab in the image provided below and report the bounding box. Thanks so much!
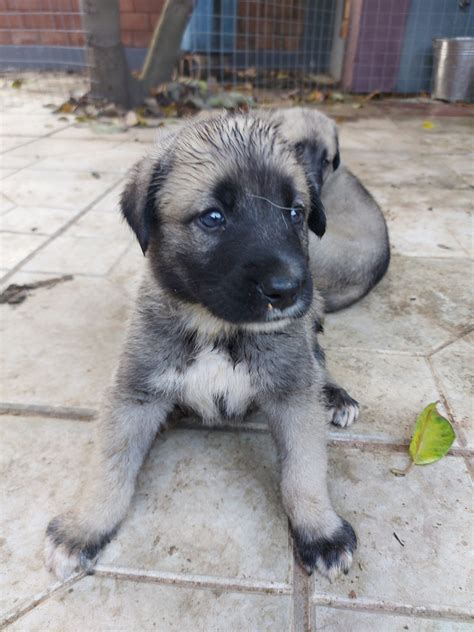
[323,255,473,354]
[1,169,121,210]
[0,137,37,153]
[51,122,166,143]
[339,117,399,131]
[419,132,474,155]
[0,194,15,215]
[88,179,125,214]
[32,140,147,175]
[7,576,292,632]
[22,233,131,276]
[339,128,426,153]
[370,186,473,258]
[100,428,291,584]
[325,349,441,443]
[2,135,123,162]
[0,275,131,408]
[312,447,473,612]
[430,332,474,449]
[0,168,18,180]
[66,206,132,242]
[0,416,291,627]
[0,114,70,137]
[0,232,47,269]
[0,417,90,618]
[0,155,38,170]
[448,154,474,188]
[393,116,474,135]
[344,151,468,190]
[108,242,144,295]
[312,607,473,631]
[0,206,74,236]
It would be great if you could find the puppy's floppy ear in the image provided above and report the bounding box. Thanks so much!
[120,127,177,254]
[307,177,326,238]
[293,145,326,238]
[332,130,340,171]
[121,156,159,254]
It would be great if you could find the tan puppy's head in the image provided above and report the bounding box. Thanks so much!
[270,107,340,193]
[121,113,327,328]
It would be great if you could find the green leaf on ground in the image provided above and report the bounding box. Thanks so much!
[409,402,455,465]
[391,402,455,476]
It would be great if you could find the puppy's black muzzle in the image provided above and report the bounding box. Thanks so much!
[257,274,302,310]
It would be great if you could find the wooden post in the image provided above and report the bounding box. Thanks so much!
[131,0,195,106]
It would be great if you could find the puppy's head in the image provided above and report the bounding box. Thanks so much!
[272,107,340,194]
[121,114,326,328]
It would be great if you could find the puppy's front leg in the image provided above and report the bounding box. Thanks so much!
[45,390,172,579]
[263,390,357,581]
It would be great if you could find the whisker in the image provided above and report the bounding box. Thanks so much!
[247,194,294,211]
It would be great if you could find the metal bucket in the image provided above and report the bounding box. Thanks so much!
[432,37,474,102]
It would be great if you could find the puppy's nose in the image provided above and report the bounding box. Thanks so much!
[258,275,302,310]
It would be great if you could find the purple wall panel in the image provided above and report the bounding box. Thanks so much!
[351,0,411,92]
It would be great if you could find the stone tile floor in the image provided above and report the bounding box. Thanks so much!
[0,91,473,631]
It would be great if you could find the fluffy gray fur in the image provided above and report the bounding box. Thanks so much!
[44,113,358,582]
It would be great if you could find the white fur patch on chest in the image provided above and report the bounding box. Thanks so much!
[154,346,256,422]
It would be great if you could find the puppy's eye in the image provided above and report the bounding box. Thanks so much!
[199,209,226,229]
[322,158,330,168]
[290,206,304,225]
[294,142,305,156]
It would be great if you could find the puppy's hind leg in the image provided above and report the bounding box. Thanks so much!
[323,382,359,429]
[45,390,172,579]
[314,339,359,429]
[262,390,357,580]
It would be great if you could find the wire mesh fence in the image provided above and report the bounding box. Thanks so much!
[0,0,473,109]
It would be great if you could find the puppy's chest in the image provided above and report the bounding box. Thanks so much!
[158,344,258,422]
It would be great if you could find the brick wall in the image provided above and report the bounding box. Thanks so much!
[0,0,84,47]
[1,0,305,52]
[119,0,165,48]
[0,0,166,49]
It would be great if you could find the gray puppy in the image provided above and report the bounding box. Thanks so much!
[44,113,358,582]
[267,107,390,312]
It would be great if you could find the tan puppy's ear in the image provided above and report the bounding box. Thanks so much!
[307,180,326,238]
[120,127,178,254]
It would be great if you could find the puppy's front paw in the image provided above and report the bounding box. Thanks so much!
[45,514,115,580]
[293,518,357,581]
[324,384,359,428]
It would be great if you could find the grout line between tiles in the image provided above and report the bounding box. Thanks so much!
[428,326,474,358]
[105,241,137,276]
[1,402,472,458]
[311,593,474,622]
[0,177,124,286]
[0,572,85,630]
[291,537,311,632]
[0,402,97,421]
[426,355,469,448]
[0,122,74,155]
[93,565,292,596]
[322,346,427,358]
